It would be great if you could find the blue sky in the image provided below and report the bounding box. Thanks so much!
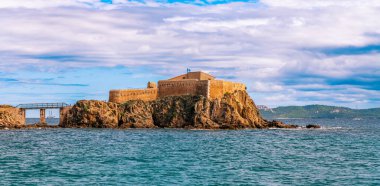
[1,0,380,110]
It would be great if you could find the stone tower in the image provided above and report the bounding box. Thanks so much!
[147,81,157,89]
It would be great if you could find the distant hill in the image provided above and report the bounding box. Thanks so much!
[258,105,380,119]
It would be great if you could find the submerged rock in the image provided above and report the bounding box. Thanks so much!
[306,124,321,129]
[0,105,25,129]
[60,90,296,129]
[267,120,298,128]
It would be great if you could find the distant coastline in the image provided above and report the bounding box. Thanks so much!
[259,105,380,119]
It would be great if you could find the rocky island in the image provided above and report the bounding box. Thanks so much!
[1,71,301,129]
[59,90,295,129]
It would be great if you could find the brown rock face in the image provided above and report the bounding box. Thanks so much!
[151,91,267,129]
[59,100,119,128]
[0,105,25,128]
[119,100,155,128]
[152,96,201,128]
[193,91,268,129]
[60,90,295,129]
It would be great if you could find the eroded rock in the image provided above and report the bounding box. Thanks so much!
[119,100,155,128]
[0,105,25,129]
[60,90,297,129]
[59,100,119,128]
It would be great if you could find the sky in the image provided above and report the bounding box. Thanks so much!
[1,0,380,109]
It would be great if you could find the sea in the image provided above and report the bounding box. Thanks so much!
[1,118,379,185]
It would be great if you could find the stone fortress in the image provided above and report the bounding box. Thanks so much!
[109,71,247,103]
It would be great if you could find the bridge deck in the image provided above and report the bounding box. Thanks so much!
[17,103,70,109]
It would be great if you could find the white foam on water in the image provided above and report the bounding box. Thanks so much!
[269,126,345,131]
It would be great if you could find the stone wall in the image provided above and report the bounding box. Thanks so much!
[223,81,246,95]
[109,78,246,102]
[147,81,157,89]
[158,80,209,98]
[209,80,224,99]
[209,80,246,99]
[109,88,158,103]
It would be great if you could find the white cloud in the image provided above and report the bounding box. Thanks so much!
[0,0,101,9]
[251,82,284,92]
[0,0,380,107]
[175,18,273,32]
[261,0,380,8]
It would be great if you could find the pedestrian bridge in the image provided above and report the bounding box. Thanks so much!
[16,103,70,109]
[16,102,71,124]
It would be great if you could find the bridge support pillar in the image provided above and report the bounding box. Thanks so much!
[40,109,46,124]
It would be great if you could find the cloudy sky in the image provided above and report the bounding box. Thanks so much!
[1,0,380,109]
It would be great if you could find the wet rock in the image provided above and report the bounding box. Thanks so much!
[267,120,299,128]
[306,124,321,129]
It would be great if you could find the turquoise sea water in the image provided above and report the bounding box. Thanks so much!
[1,119,380,185]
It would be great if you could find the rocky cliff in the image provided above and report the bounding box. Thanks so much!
[59,90,296,129]
[59,101,118,128]
[0,105,25,128]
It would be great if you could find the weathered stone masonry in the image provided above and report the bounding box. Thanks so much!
[109,71,246,103]
[109,82,158,103]
[158,80,209,98]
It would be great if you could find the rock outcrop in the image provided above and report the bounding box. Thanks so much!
[0,105,25,129]
[59,101,119,128]
[151,91,267,129]
[119,100,155,128]
[306,124,321,129]
[60,90,296,129]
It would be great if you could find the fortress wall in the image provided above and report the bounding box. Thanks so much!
[209,80,224,99]
[108,77,246,103]
[158,80,209,98]
[209,80,247,99]
[109,88,158,103]
[197,80,210,97]
[223,81,246,94]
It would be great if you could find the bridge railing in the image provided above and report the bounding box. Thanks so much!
[16,103,70,109]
